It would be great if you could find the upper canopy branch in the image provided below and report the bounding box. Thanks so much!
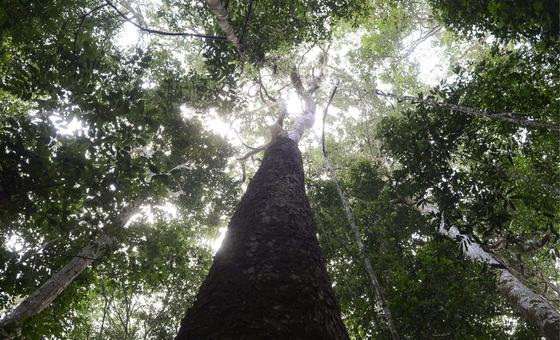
[105,0,225,40]
[285,49,329,143]
[258,71,276,103]
[206,0,243,52]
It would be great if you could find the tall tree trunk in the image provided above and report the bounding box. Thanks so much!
[0,234,113,333]
[176,136,349,339]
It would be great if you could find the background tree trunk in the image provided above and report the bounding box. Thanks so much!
[0,234,113,331]
[176,137,349,339]
[433,210,560,339]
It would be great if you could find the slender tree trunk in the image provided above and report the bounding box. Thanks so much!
[0,234,113,332]
[426,207,560,339]
[176,136,349,339]
[324,157,399,340]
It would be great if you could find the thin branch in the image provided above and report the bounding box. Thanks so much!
[239,0,255,46]
[117,0,148,27]
[321,84,400,340]
[104,0,226,40]
[394,25,442,63]
[506,229,557,252]
[237,99,288,162]
[98,282,110,340]
[234,129,258,150]
[297,42,318,68]
[374,89,560,132]
[531,257,560,298]
[74,3,109,54]
[321,81,339,156]
[258,71,276,102]
[18,227,79,264]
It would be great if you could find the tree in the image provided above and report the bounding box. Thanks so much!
[174,18,349,330]
[1,0,558,338]
[308,159,528,338]
[1,0,366,336]
[377,44,559,339]
[428,0,559,47]
[0,1,238,335]
[177,137,348,339]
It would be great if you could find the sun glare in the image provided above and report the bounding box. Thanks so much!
[210,227,227,254]
[116,21,141,48]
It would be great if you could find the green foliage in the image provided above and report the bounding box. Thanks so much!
[428,0,559,47]
[1,0,558,338]
[376,42,558,338]
[308,158,535,338]
[0,1,239,336]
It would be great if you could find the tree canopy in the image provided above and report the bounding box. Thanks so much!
[0,0,558,338]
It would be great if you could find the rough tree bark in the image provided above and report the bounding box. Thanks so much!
[176,136,349,339]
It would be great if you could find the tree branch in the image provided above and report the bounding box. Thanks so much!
[374,89,560,132]
[419,203,560,339]
[289,68,306,96]
[239,0,255,46]
[104,0,226,40]
[206,0,242,50]
[258,71,276,102]
[74,3,109,54]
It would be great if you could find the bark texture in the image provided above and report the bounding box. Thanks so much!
[176,136,349,340]
[0,234,113,331]
[497,263,560,339]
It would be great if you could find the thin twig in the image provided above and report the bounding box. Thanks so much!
[321,81,339,156]
[234,129,258,150]
[73,3,109,54]
[258,71,276,102]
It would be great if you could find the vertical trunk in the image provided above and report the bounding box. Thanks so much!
[324,159,399,339]
[0,234,113,331]
[176,137,349,339]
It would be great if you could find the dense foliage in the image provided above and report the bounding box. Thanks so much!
[428,0,559,47]
[0,0,558,338]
